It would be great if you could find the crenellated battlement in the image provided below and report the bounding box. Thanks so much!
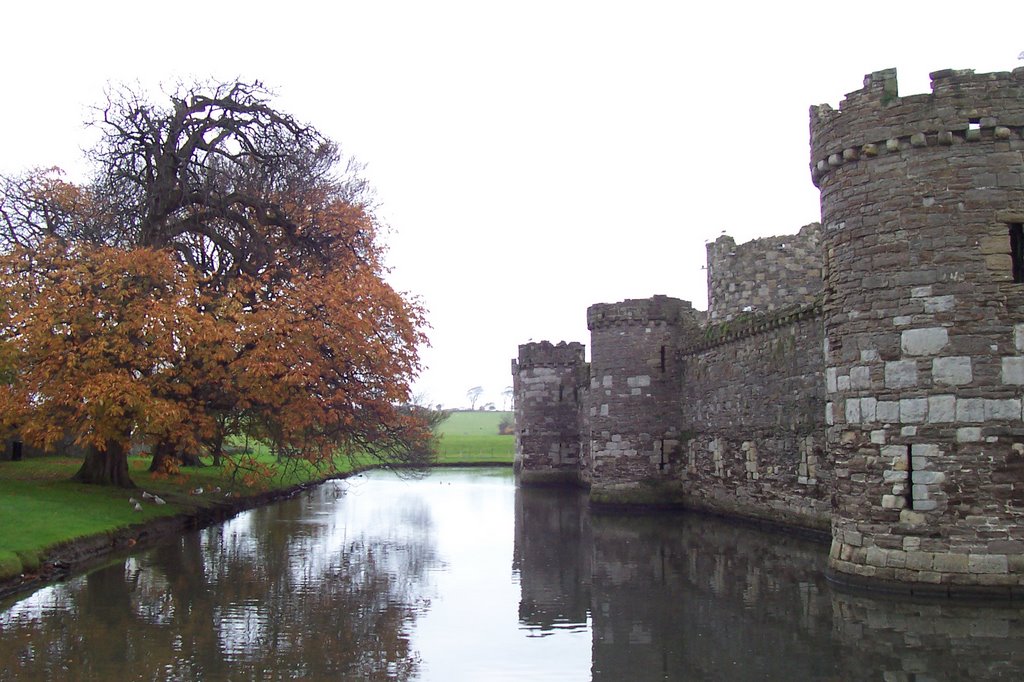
[514,341,586,371]
[810,67,1024,187]
[587,295,697,330]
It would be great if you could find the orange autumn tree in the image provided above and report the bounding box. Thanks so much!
[0,82,434,486]
[0,240,224,486]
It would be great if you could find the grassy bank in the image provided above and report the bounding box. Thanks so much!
[0,453,366,582]
[0,416,516,584]
[435,410,514,464]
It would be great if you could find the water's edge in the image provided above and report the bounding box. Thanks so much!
[0,461,514,602]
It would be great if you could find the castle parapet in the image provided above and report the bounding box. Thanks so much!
[514,341,586,370]
[587,295,697,330]
[810,67,1024,187]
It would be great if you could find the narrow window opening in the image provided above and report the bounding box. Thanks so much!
[1011,224,1024,283]
[905,444,914,511]
[558,384,564,402]
[658,438,667,471]
[660,346,667,373]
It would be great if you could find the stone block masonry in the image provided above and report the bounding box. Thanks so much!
[678,305,830,531]
[514,65,1024,596]
[707,222,822,322]
[812,66,1024,594]
[586,296,703,501]
[512,341,588,486]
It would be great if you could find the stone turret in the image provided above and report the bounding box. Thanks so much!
[585,296,702,502]
[512,341,587,485]
[706,222,822,322]
[811,67,1024,593]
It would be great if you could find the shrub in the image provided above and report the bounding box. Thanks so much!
[0,551,22,580]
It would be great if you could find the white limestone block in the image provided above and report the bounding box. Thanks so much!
[845,399,861,424]
[850,366,871,390]
[956,398,985,423]
[913,470,946,485]
[926,395,956,423]
[1002,357,1024,385]
[877,401,900,423]
[900,398,928,423]
[825,367,838,393]
[912,443,941,458]
[985,399,1022,421]
[933,356,972,386]
[901,327,949,356]
[860,397,877,422]
[885,361,918,389]
[881,444,907,464]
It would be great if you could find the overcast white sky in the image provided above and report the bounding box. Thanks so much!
[2,1,1021,409]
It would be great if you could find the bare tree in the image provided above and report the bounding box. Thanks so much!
[466,386,484,410]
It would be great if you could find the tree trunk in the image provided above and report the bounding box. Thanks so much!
[180,450,203,467]
[210,430,224,467]
[73,439,135,487]
[148,439,176,473]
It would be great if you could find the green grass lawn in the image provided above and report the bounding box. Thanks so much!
[434,410,514,463]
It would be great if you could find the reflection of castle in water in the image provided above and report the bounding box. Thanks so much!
[513,485,592,632]
[513,485,1024,680]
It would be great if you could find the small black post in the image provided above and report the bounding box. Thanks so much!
[11,440,23,461]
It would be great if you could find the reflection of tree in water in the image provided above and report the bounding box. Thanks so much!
[0,483,439,680]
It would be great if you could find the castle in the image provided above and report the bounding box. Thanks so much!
[512,67,1024,596]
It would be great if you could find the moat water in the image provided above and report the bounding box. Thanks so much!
[2,467,1024,680]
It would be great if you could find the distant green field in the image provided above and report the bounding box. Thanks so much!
[436,410,510,436]
[435,410,514,464]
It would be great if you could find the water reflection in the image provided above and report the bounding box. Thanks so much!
[515,489,1024,681]
[513,485,591,634]
[2,469,1024,680]
[0,474,439,680]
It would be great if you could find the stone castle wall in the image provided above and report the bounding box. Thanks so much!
[677,304,830,530]
[812,67,1024,591]
[513,66,1024,595]
[707,222,822,322]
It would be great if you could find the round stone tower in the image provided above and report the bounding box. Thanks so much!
[586,296,700,503]
[811,67,1024,594]
[512,341,587,486]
